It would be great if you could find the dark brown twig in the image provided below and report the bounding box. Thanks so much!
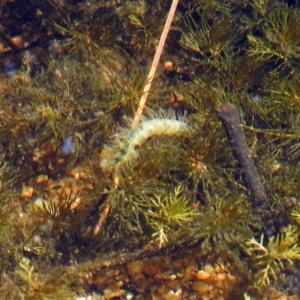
[217,103,274,233]
[217,103,269,208]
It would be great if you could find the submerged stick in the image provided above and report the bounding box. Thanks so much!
[216,103,269,210]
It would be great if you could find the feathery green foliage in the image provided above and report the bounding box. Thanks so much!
[137,185,201,248]
[2,0,300,298]
[13,257,77,299]
[197,194,253,249]
[245,226,300,287]
[248,5,300,64]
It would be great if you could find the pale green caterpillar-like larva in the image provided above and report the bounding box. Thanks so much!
[100,110,192,174]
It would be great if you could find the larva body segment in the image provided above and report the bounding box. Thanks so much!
[100,113,191,174]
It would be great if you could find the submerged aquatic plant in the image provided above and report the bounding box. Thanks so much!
[136,185,200,248]
[2,0,300,298]
[245,225,300,287]
[248,4,300,67]
[13,257,77,299]
[196,194,253,250]
[180,12,237,61]
[128,1,167,52]
[35,191,82,233]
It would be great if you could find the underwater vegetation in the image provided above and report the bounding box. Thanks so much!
[245,225,300,288]
[1,0,300,298]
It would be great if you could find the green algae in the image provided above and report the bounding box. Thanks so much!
[1,0,300,298]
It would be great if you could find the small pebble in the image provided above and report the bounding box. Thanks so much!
[61,137,75,154]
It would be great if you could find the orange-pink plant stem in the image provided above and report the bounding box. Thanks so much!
[132,0,179,127]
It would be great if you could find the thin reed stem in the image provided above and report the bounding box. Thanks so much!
[132,0,179,127]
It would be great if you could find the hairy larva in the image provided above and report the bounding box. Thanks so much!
[100,111,192,174]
